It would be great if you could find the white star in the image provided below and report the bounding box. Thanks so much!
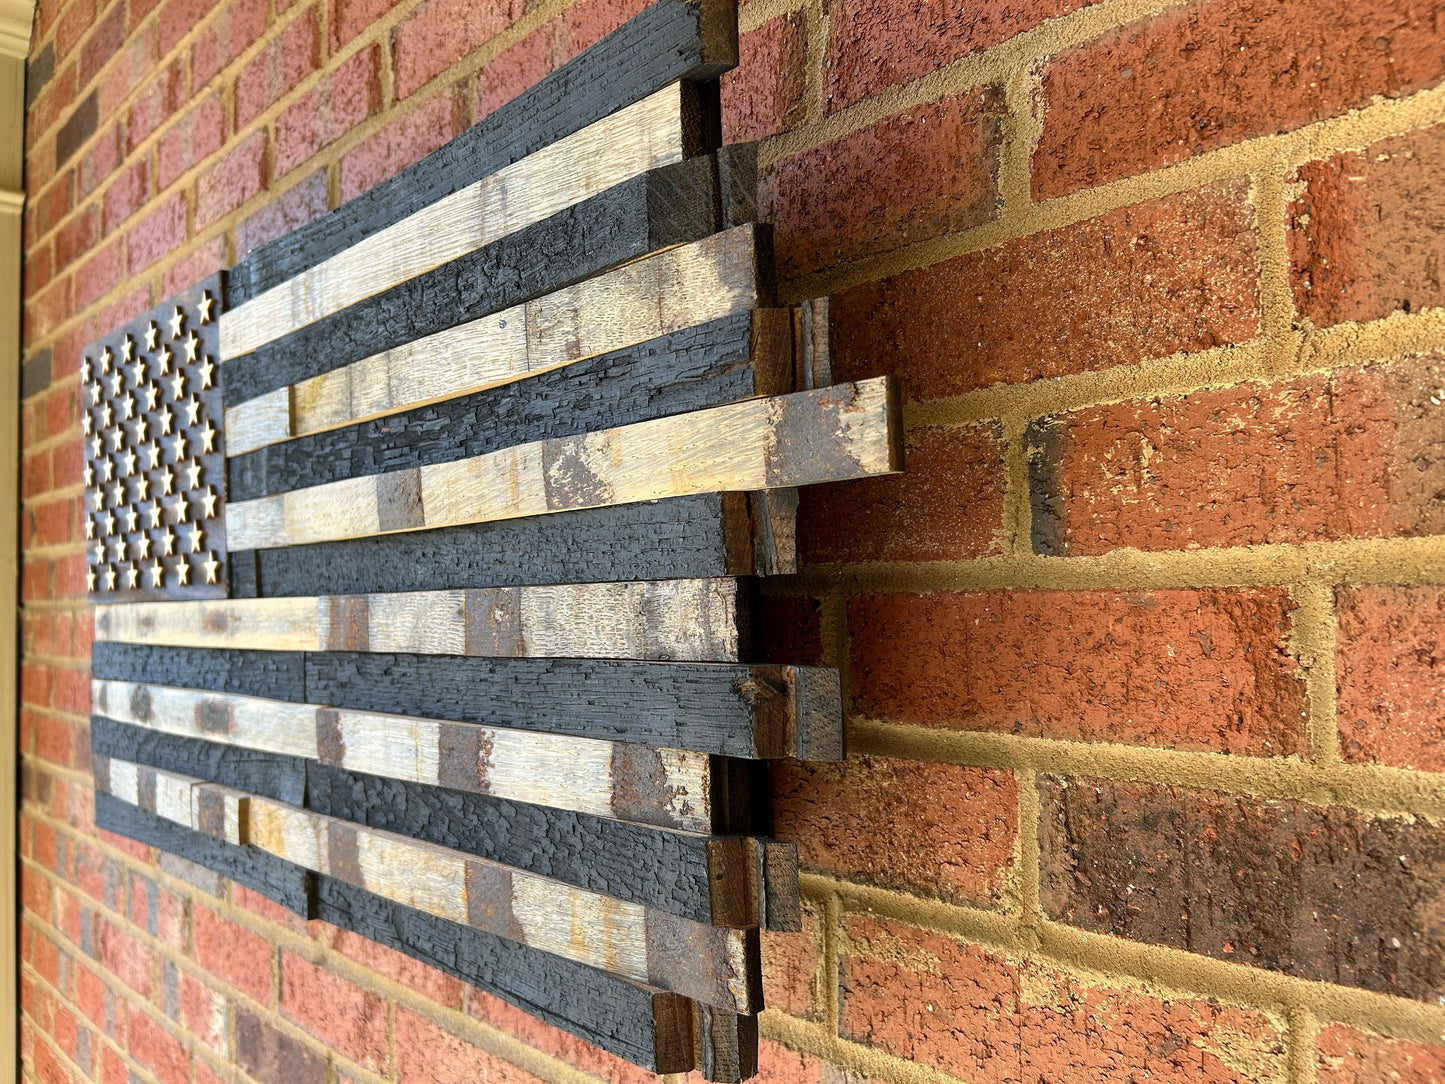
[184,521,204,553]
[160,529,176,556]
[99,401,113,427]
[172,431,188,461]
[131,415,149,443]
[91,540,105,564]
[132,534,151,560]
[124,506,140,533]
[200,422,217,454]
[157,407,173,436]
[83,463,94,487]
[107,428,123,452]
[101,510,115,536]
[99,347,112,373]
[124,564,138,589]
[86,567,97,591]
[145,443,162,469]
[104,566,117,590]
[148,560,164,587]
[107,480,124,505]
[197,292,215,323]
[159,465,175,496]
[197,357,215,389]
[88,382,102,406]
[80,357,91,381]
[109,537,125,562]
[121,448,137,475]
[121,395,135,421]
[183,333,200,364]
[203,553,220,585]
[82,413,93,435]
[84,517,95,539]
[100,458,114,483]
[122,336,135,361]
[145,322,159,350]
[156,344,173,374]
[185,460,203,489]
[144,384,160,410]
[200,487,218,518]
[168,307,185,339]
[172,495,189,523]
[184,398,201,426]
[89,436,103,458]
[132,473,150,501]
[167,370,186,399]
[147,503,164,529]
[127,358,145,385]
[174,559,190,586]
[108,370,123,397]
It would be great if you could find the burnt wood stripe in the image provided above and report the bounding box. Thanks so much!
[228,0,735,303]
[91,716,307,805]
[225,310,778,502]
[221,156,722,407]
[89,643,306,700]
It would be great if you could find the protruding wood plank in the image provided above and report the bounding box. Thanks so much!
[96,578,747,662]
[89,677,718,830]
[228,0,737,303]
[92,716,308,805]
[219,154,723,407]
[225,378,901,551]
[89,643,306,700]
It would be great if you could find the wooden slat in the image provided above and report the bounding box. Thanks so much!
[96,577,747,662]
[221,86,697,362]
[225,378,900,551]
[228,0,736,304]
[219,154,722,408]
[224,228,770,457]
[96,759,761,1011]
[90,642,306,700]
[89,678,717,831]
[230,491,791,598]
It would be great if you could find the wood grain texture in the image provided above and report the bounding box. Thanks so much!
[92,716,308,805]
[225,235,778,464]
[220,155,722,408]
[229,492,781,597]
[304,653,844,759]
[224,378,900,551]
[227,0,736,304]
[97,578,747,662]
[88,677,718,829]
[221,86,696,362]
[89,642,306,699]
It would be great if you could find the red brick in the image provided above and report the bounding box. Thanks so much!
[831,180,1261,401]
[797,425,1006,564]
[77,119,121,196]
[231,883,311,934]
[279,953,388,1071]
[127,1008,189,1084]
[195,129,267,228]
[274,44,381,176]
[564,0,649,56]
[191,906,272,1004]
[236,169,328,257]
[129,0,165,30]
[763,88,1003,279]
[28,65,80,153]
[1315,1023,1445,1083]
[157,0,212,56]
[393,0,520,98]
[157,92,226,191]
[126,56,185,152]
[322,927,464,1008]
[97,21,156,122]
[465,988,657,1084]
[125,192,185,274]
[1037,358,1445,554]
[72,235,122,307]
[31,497,76,548]
[473,21,566,121]
[839,915,1286,1081]
[96,284,152,334]
[33,714,78,766]
[1035,0,1445,199]
[22,866,52,923]
[826,0,1097,112]
[1290,123,1445,328]
[773,756,1018,905]
[329,0,404,51]
[191,0,268,90]
[24,278,70,349]
[161,236,226,297]
[31,1034,69,1084]
[848,588,1307,755]
[29,174,74,248]
[79,1,124,87]
[395,1008,547,1084]
[55,0,95,62]
[53,205,95,270]
[761,901,824,1021]
[1337,586,1445,771]
[235,6,321,127]
[720,13,806,143]
[96,919,152,997]
[101,157,149,235]
[178,972,227,1051]
[338,86,466,202]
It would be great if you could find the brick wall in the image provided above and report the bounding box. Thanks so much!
[14,0,1445,1080]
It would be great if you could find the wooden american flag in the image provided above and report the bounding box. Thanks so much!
[82,0,902,1077]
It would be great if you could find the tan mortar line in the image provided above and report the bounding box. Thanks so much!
[776,84,1445,305]
[800,0,827,126]
[1288,581,1341,766]
[1249,152,1301,357]
[845,718,1445,818]
[1288,1007,1320,1084]
[17,967,130,1084]
[1013,769,1042,935]
[21,805,612,1084]
[736,0,808,36]
[996,66,1041,218]
[999,416,1031,557]
[821,890,842,1031]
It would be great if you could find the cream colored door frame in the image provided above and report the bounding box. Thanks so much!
[0,0,36,1078]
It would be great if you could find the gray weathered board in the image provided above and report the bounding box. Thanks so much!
[84,0,902,1077]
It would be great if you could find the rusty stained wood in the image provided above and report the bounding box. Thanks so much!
[96,757,762,1012]
[224,227,770,455]
[219,84,700,362]
[224,378,901,551]
[90,678,717,832]
[94,577,748,662]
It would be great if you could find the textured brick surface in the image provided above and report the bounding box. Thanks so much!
[1336,586,1445,771]
[392,0,519,99]
[763,89,1004,278]
[831,181,1261,399]
[773,756,1018,905]
[1040,779,1445,1000]
[1034,358,1445,555]
[840,915,1287,1082]
[338,86,466,201]
[280,953,388,1071]
[848,588,1306,754]
[1035,0,1445,198]
[1315,1024,1445,1083]
[721,13,807,143]
[395,1010,546,1084]
[1290,124,1445,328]
[274,44,381,176]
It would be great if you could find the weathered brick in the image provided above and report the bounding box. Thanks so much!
[826,0,1097,111]
[564,0,650,56]
[1034,357,1445,555]
[72,235,121,308]
[124,192,184,274]
[235,6,321,127]
[772,756,1018,905]
[54,0,93,62]
[1290,123,1445,328]
[234,1007,329,1084]
[1315,1023,1445,1083]
[761,901,824,1021]
[161,237,226,297]
[396,1009,546,1084]
[29,174,74,248]
[465,988,657,1084]
[1039,778,1445,1000]
[392,0,519,100]
[321,927,464,1008]
[95,919,152,997]
[100,157,148,235]
[76,118,121,196]
[721,13,806,144]
[191,0,268,91]
[831,180,1261,400]
[191,906,272,1004]
[1035,0,1445,198]
[24,277,70,343]
[156,92,225,191]
[195,129,267,227]
[797,424,1006,564]
[848,588,1306,755]
[55,89,96,166]
[28,64,78,154]
[840,915,1286,1081]
[53,205,95,269]
[127,1007,188,1084]
[274,44,381,176]
[763,88,1003,278]
[157,0,213,56]
[338,86,466,201]
[329,0,404,51]
[473,21,566,121]
[280,953,388,1071]
[126,57,184,153]
[1337,585,1445,772]
[79,2,124,88]
[97,20,155,123]
[236,169,329,257]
